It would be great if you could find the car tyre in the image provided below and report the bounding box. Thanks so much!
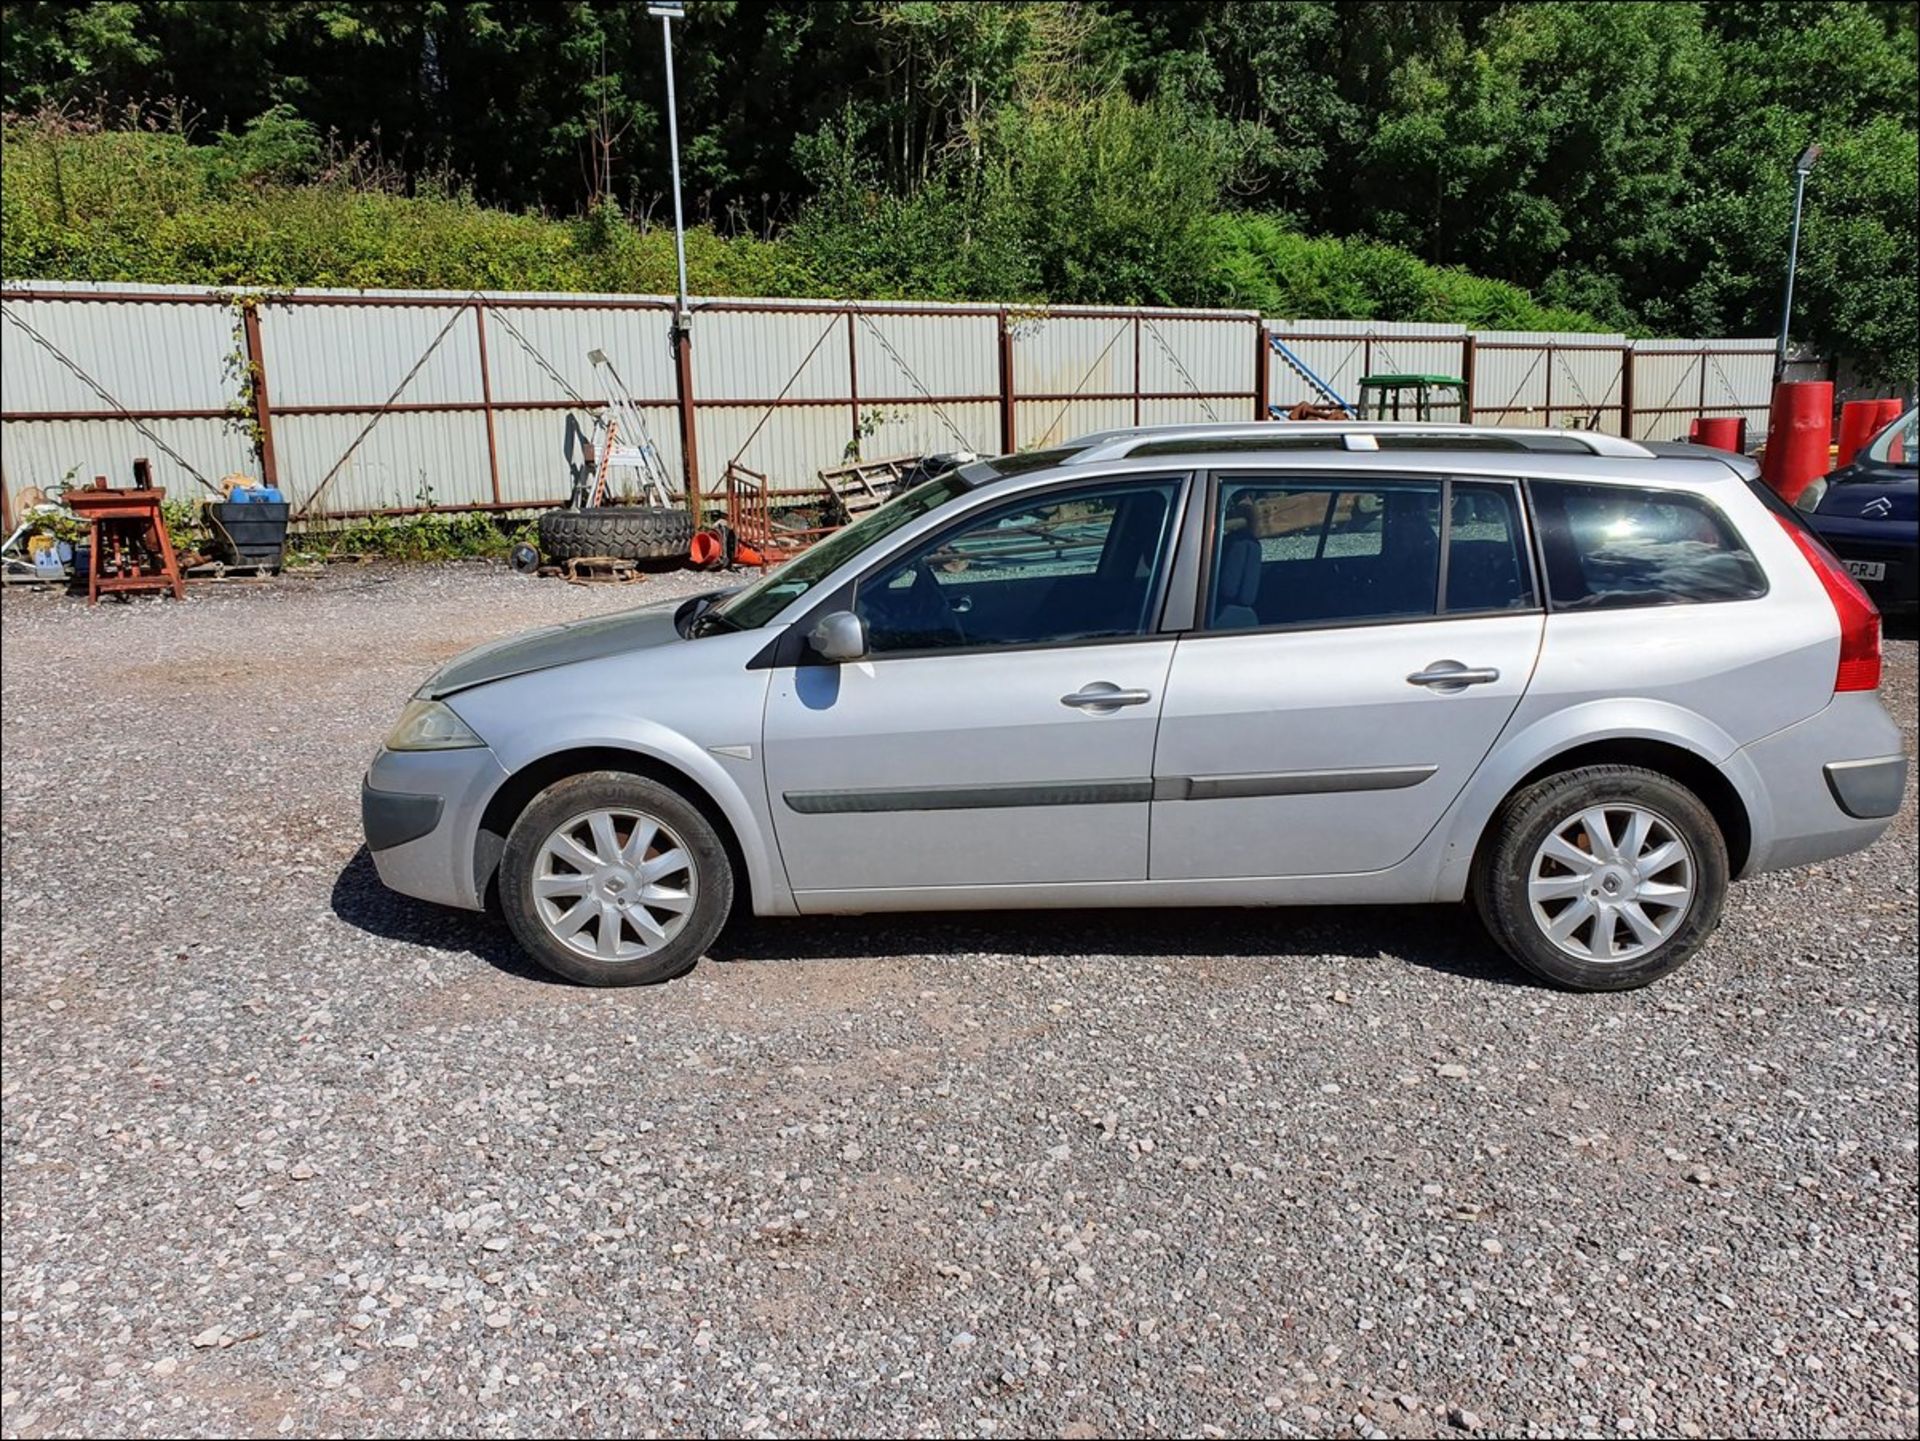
[537,506,694,563]
[500,770,733,987]
[1473,764,1728,991]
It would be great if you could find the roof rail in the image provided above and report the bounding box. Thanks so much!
[1062,421,1655,463]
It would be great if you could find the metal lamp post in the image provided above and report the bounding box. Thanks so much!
[1773,143,1821,385]
[646,0,700,516]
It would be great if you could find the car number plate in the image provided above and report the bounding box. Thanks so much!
[1844,560,1886,581]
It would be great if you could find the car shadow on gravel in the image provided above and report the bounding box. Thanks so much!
[708,902,1534,988]
[330,847,565,985]
[332,847,1530,988]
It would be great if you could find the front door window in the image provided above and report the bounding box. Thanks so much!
[856,481,1182,653]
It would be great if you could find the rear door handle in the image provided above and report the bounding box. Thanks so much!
[1407,661,1501,692]
[1062,683,1153,712]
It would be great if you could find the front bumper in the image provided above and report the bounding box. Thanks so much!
[361,779,442,850]
[362,745,512,910]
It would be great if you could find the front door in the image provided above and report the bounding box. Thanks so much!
[764,477,1187,899]
[1151,473,1545,879]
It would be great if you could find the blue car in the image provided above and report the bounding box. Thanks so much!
[1796,407,1918,615]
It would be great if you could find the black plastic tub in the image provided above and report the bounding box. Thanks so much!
[208,501,290,570]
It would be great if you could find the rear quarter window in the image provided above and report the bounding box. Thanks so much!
[1530,480,1767,610]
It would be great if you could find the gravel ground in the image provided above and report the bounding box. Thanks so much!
[2,563,1915,1440]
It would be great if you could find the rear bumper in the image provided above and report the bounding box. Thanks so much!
[1737,693,1909,875]
[1824,755,1909,819]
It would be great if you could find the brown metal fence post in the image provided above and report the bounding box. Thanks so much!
[240,302,280,489]
[847,309,861,460]
[674,322,702,524]
[1132,317,1142,426]
[998,309,1017,455]
[1460,334,1477,422]
[473,304,503,505]
[1544,342,1554,423]
[1621,345,1636,439]
[1252,321,1270,419]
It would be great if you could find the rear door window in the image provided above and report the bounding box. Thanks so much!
[1201,476,1537,631]
[1207,478,1442,629]
[1529,481,1766,610]
[1446,482,1536,612]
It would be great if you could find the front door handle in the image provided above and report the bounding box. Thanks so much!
[1407,660,1501,693]
[1062,683,1153,713]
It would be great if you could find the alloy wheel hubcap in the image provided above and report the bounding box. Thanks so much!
[532,807,697,961]
[1527,803,1695,963]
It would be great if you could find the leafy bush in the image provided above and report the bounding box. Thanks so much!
[2,108,1602,332]
[287,510,539,564]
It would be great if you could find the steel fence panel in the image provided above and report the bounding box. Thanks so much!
[1016,398,1133,450]
[0,296,236,416]
[263,301,480,407]
[0,417,251,498]
[273,411,492,516]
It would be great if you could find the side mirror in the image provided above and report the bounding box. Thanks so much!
[808,610,868,662]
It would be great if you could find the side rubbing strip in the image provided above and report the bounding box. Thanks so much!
[784,780,1154,815]
[1152,765,1437,801]
[786,768,1437,814]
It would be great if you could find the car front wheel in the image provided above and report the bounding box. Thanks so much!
[499,771,733,986]
[1474,764,1729,991]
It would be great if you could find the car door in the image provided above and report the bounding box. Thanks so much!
[1150,473,1545,879]
[763,476,1189,900]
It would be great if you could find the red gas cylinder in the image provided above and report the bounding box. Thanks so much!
[1760,381,1834,504]
[1874,398,1908,461]
[1836,400,1883,468]
[1693,417,1743,452]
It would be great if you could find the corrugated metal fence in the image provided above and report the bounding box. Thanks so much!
[0,281,1774,530]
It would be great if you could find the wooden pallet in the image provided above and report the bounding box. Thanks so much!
[184,559,282,583]
[817,455,917,521]
[545,555,648,586]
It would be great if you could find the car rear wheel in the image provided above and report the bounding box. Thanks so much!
[1473,764,1729,991]
[499,771,732,986]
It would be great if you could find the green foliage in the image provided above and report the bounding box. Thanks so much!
[287,510,539,564]
[1204,216,1606,332]
[2,1,1914,379]
[159,495,210,557]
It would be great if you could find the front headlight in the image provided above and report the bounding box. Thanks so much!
[1794,477,1829,513]
[385,698,485,751]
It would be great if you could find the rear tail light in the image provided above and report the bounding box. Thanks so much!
[1774,515,1882,691]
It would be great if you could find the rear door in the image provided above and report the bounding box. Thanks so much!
[1150,473,1545,879]
[763,476,1189,898]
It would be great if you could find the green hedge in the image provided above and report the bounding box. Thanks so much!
[1,116,1600,333]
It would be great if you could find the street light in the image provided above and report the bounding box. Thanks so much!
[645,0,699,515]
[646,1,690,328]
[1774,142,1821,385]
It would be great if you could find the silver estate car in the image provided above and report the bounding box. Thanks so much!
[362,423,1907,991]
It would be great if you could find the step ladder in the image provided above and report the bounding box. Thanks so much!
[587,348,678,507]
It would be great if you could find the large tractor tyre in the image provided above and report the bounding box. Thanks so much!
[538,505,695,563]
